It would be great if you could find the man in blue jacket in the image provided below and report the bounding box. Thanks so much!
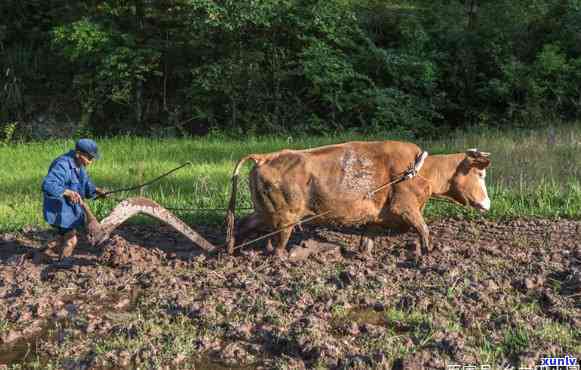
[42,139,106,263]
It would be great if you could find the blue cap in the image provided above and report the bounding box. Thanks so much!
[75,139,101,160]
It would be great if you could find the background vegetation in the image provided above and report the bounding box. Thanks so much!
[1,0,581,140]
[0,123,579,232]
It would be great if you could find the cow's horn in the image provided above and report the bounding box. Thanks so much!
[466,148,479,157]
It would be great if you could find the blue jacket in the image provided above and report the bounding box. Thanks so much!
[42,150,97,229]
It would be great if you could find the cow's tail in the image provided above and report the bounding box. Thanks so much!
[225,154,268,254]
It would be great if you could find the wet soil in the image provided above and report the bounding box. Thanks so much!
[0,218,579,369]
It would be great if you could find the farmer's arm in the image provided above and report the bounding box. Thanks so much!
[42,162,68,197]
[84,177,98,199]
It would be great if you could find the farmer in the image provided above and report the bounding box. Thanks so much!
[42,138,106,263]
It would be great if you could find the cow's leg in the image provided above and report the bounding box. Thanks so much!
[265,211,298,257]
[399,209,430,254]
[273,226,294,257]
[386,179,431,256]
[358,227,374,255]
[360,237,374,255]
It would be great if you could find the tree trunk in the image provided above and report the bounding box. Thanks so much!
[463,0,478,123]
[465,0,478,30]
[134,0,145,127]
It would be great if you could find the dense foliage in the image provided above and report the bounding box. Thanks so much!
[1,0,580,139]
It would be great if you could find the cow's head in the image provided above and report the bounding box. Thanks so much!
[447,149,491,211]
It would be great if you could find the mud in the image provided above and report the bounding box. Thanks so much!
[0,218,579,369]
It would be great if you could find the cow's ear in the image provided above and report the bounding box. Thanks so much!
[465,149,491,169]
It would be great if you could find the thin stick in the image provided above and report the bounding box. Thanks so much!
[102,162,191,196]
[165,206,253,212]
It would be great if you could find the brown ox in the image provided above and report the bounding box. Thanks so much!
[225,141,491,256]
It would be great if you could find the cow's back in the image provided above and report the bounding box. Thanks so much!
[306,141,422,224]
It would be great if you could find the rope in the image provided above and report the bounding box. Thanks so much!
[96,195,253,213]
[96,162,255,213]
[232,211,332,251]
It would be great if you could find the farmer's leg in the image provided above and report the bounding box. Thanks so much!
[58,229,78,260]
[44,226,65,252]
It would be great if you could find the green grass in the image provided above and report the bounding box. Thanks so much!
[0,123,580,232]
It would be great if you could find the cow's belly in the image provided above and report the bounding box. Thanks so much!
[306,162,386,226]
[308,196,383,226]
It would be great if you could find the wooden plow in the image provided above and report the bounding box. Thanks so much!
[80,197,216,254]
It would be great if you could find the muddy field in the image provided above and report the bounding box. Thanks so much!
[0,218,580,369]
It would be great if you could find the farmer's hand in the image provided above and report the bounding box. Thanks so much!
[95,187,108,199]
[63,189,82,204]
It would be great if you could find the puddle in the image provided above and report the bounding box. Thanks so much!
[0,287,143,366]
[0,319,64,366]
[345,308,389,326]
[0,338,39,365]
[0,286,258,368]
[0,343,260,368]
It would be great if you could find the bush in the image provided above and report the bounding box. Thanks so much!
[2,0,581,138]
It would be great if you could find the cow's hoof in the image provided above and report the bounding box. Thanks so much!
[405,241,421,256]
[359,238,374,256]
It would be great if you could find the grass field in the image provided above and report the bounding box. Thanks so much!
[0,123,580,232]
